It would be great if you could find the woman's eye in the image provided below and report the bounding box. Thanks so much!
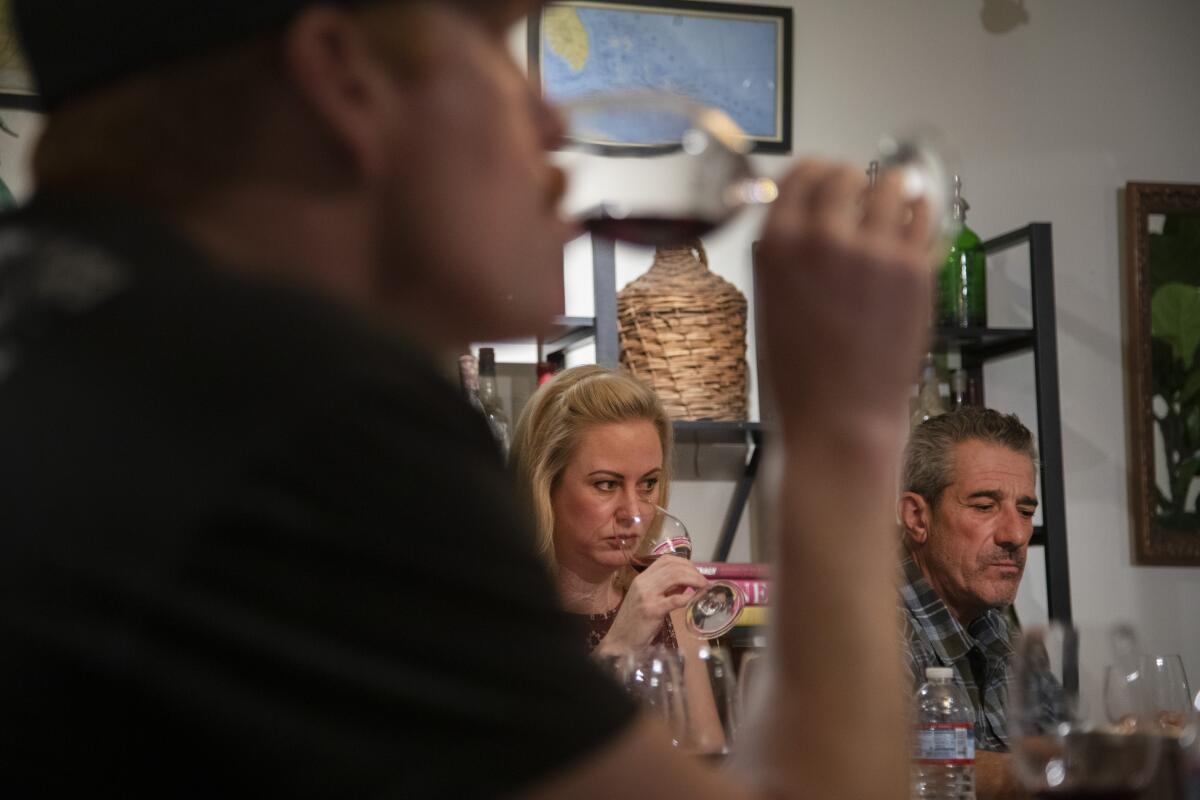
[594,480,618,492]
[638,478,659,493]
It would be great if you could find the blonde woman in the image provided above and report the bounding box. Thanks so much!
[511,365,725,751]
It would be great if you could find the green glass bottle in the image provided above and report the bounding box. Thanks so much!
[936,176,986,328]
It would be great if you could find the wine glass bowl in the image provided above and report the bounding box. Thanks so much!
[555,90,960,249]
[1139,654,1194,738]
[556,90,775,247]
[875,128,960,244]
[627,505,692,568]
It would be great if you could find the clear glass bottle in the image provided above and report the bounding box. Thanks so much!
[912,667,976,799]
[476,347,511,456]
[949,369,969,411]
[911,353,947,429]
[936,176,986,328]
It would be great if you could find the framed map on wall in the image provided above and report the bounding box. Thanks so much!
[529,0,793,153]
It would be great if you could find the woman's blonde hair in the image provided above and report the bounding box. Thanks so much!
[510,365,672,568]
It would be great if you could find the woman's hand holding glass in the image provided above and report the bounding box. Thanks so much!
[619,502,746,640]
[599,554,709,657]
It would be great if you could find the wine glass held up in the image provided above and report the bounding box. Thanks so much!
[619,503,746,641]
[554,89,959,249]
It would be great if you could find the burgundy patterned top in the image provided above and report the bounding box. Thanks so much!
[576,604,678,652]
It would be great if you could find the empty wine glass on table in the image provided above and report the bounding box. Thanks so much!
[1135,654,1197,800]
[1012,623,1162,799]
[554,90,959,249]
[603,641,739,758]
[1140,654,1195,737]
[620,646,691,749]
[619,503,746,640]
[696,644,740,758]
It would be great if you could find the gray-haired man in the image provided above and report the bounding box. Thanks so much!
[899,407,1038,800]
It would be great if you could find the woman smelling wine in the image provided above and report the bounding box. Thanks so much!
[510,365,725,750]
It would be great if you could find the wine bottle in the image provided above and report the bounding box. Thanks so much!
[476,347,512,456]
[936,176,986,328]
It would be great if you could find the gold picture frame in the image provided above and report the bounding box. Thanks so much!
[1125,182,1200,565]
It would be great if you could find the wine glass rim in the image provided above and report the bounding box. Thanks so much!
[554,89,754,155]
[1141,653,1185,665]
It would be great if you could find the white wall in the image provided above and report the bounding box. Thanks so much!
[530,0,1200,686]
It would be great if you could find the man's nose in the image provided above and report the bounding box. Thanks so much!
[995,506,1034,549]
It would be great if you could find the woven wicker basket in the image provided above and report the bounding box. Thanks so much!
[617,240,748,421]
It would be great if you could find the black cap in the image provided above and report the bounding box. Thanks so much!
[14,1,543,110]
[12,1,379,109]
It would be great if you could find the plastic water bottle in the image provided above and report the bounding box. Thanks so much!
[912,666,976,799]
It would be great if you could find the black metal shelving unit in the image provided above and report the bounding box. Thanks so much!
[673,421,763,561]
[914,224,1069,622]
[977,223,1071,624]
[579,222,1070,624]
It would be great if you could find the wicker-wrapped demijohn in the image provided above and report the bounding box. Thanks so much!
[617,240,748,421]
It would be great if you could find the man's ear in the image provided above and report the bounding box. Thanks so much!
[899,492,933,546]
[281,6,409,178]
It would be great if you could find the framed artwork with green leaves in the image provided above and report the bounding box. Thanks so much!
[1126,182,1200,564]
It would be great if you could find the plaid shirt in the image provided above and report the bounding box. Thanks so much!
[899,553,1015,752]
